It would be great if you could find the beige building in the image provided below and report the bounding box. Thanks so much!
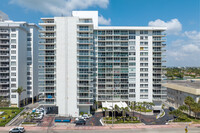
[163,80,200,108]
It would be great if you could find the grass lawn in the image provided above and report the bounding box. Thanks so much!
[173,117,200,124]
[135,109,152,112]
[0,107,24,126]
[103,117,140,124]
[189,117,200,124]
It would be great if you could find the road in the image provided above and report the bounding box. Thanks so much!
[2,128,200,133]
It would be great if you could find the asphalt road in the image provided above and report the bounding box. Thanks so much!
[3,128,200,133]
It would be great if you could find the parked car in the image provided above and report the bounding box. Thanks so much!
[34,114,43,120]
[82,114,89,119]
[75,119,86,125]
[169,107,175,111]
[9,127,25,133]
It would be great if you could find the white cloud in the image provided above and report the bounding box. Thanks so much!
[184,31,200,41]
[98,15,111,25]
[148,19,182,35]
[182,44,200,53]
[167,37,200,66]
[10,0,109,16]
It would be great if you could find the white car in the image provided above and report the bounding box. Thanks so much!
[34,114,43,120]
[82,114,89,119]
[9,127,25,133]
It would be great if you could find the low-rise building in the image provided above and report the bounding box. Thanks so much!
[163,80,200,108]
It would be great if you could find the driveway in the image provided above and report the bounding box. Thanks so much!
[86,112,103,126]
[132,109,174,125]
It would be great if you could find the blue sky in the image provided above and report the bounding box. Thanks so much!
[0,0,200,67]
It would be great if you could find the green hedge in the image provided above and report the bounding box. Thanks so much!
[105,120,140,124]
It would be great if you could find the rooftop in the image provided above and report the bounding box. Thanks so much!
[163,80,200,95]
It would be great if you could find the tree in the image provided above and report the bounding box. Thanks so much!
[184,96,195,115]
[137,102,143,119]
[142,102,147,113]
[178,105,188,112]
[114,104,120,118]
[121,107,129,122]
[102,107,108,117]
[14,87,26,108]
[191,103,200,119]
[169,109,187,120]
[129,101,136,117]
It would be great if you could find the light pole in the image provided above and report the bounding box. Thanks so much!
[112,89,114,127]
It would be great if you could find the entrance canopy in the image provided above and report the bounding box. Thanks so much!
[102,101,128,110]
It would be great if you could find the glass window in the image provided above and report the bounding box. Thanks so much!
[11,34,16,37]
[11,95,16,98]
[11,45,16,48]
[11,56,16,59]
[11,39,16,43]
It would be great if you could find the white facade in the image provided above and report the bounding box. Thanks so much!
[39,11,166,116]
[0,20,39,107]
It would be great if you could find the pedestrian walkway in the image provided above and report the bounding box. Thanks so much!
[38,115,55,127]
[1,124,200,131]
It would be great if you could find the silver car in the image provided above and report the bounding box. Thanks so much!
[9,127,25,133]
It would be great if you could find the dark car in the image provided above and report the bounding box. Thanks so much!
[75,119,86,125]
[9,127,25,133]
[169,107,175,111]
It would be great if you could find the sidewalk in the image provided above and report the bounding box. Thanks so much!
[1,124,200,131]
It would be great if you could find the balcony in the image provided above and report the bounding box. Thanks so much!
[78,28,93,32]
[77,34,93,38]
[0,59,9,62]
[78,19,93,23]
[77,95,93,99]
[39,101,55,105]
[0,47,9,51]
[78,40,93,44]
[152,33,166,36]
[39,41,56,44]
[0,36,9,39]
[39,28,55,32]
[39,35,55,38]
[0,81,9,84]
[0,70,9,73]
[0,76,9,79]
[77,102,93,105]
[0,29,9,33]
[153,38,166,42]
[0,42,9,45]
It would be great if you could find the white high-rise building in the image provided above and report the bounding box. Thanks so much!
[0,20,39,107]
[39,11,166,117]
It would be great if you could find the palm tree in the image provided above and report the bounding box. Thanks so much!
[102,107,108,117]
[129,102,136,117]
[142,101,147,113]
[137,102,143,119]
[114,104,120,118]
[14,87,26,108]
[191,103,200,119]
[184,96,195,115]
[121,107,129,122]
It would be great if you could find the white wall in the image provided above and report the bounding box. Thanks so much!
[55,17,79,117]
[30,26,39,98]
[17,28,27,106]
